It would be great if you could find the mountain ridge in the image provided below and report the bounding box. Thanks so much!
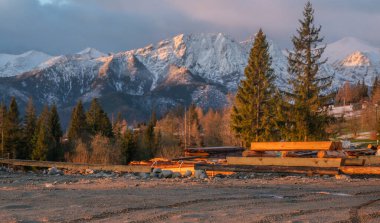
[0,33,379,126]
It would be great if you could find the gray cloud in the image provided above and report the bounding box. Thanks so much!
[0,0,379,55]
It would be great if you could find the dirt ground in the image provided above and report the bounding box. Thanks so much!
[1,170,380,223]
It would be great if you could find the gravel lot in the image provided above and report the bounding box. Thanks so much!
[1,169,380,223]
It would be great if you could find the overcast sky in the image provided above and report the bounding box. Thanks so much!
[0,0,379,55]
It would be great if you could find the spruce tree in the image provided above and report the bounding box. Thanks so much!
[32,106,55,161]
[67,100,89,142]
[0,103,6,158]
[286,2,333,141]
[4,97,23,159]
[86,98,113,138]
[48,104,63,161]
[119,129,136,164]
[231,29,279,146]
[142,111,157,159]
[23,98,37,159]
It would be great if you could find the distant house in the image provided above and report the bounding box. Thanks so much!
[328,104,362,118]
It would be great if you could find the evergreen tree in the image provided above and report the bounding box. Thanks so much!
[0,103,6,158]
[47,104,63,161]
[67,100,89,142]
[286,2,333,141]
[142,111,157,158]
[32,106,55,161]
[113,112,123,138]
[372,77,380,105]
[231,29,279,146]
[86,98,113,138]
[23,98,37,159]
[187,104,202,146]
[119,129,136,164]
[4,97,23,158]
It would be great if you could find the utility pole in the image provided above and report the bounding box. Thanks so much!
[184,107,187,150]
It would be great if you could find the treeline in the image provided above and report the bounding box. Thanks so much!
[0,97,63,161]
[0,96,239,163]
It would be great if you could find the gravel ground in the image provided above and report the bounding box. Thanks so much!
[1,169,380,223]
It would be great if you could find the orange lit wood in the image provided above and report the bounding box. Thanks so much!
[226,157,343,168]
[357,156,380,166]
[341,158,365,166]
[340,166,380,175]
[250,141,342,151]
[195,163,339,175]
[184,152,209,157]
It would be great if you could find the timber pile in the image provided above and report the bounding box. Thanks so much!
[195,141,380,176]
[184,146,245,159]
[247,141,343,158]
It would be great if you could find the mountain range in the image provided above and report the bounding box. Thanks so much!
[0,34,379,126]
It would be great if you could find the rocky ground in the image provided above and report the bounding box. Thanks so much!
[1,167,380,223]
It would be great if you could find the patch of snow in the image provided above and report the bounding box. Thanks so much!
[0,50,52,77]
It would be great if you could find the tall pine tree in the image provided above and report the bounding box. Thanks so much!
[231,29,279,146]
[4,97,23,159]
[0,103,6,158]
[32,106,54,161]
[48,104,63,161]
[86,98,113,138]
[67,100,89,142]
[286,2,333,141]
[23,97,37,159]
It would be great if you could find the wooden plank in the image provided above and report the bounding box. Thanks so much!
[226,157,342,168]
[184,152,209,157]
[342,158,365,166]
[358,156,380,166]
[185,146,245,154]
[250,141,342,151]
[0,158,152,173]
[340,166,380,175]
[242,150,277,157]
[195,163,339,175]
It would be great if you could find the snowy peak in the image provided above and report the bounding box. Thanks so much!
[325,37,380,63]
[341,51,372,67]
[76,48,106,59]
[0,50,52,77]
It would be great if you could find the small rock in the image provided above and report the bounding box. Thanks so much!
[48,167,61,175]
[214,173,226,178]
[172,172,182,178]
[184,170,192,177]
[162,170,173,178]
[152,168,162,174]
[335,174,351,180]
[199,173,208,179]
[85,169,94,174]
[139,172,150,179]
[195,170,208,179]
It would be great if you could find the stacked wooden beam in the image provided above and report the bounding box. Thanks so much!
[184,146,245,159]
[195,141,380,176]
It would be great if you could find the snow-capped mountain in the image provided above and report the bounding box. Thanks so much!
[0,50,52,77]
[0,34,378,125]
[324,37,380,86]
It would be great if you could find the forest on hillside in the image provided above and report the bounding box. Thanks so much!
[1,2,380,165]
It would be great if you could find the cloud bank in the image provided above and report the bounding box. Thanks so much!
[0,0,379,55]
